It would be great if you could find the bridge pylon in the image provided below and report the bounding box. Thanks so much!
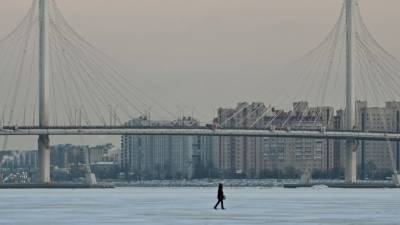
[38,0,51,184]
[344,0,356,183]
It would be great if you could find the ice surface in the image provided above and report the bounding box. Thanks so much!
[0,187,399,225]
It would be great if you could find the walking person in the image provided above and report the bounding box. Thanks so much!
[214,183,225,210]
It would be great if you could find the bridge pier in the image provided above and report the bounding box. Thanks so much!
[392,172,400,186]
[38,135,51,183]
[345,140,357,183]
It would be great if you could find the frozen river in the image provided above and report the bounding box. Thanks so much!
[0,187,399,225]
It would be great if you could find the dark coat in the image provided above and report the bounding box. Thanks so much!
[218,188,225,200]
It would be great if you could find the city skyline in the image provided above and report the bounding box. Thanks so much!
[4,100,399,182]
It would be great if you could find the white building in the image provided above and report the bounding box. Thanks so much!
[120,116,214,179]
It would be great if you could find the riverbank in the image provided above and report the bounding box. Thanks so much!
[0,183,115,189]
[106,178,397,188]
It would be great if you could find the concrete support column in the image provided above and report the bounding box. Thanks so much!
[361,112,366,180]
[345,140,357,183]
[396,111,400,172]
[38,135,50,183]
[326,109,331,178]
[393,111,400,185]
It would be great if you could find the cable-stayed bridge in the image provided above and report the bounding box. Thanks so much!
[1,0,400,184]
[2,126,400,141]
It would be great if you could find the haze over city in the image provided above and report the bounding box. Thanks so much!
[1,0,400,120]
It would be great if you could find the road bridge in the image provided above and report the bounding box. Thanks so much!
[1,126,400,142]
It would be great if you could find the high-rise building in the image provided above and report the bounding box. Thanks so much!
[192,135,218,177]
[51,144,116,169]
[0,150,38,170]
[120,116,215,179]
[262,102,335,176]
[355,101,400,172]
[217,102,335,178]
[217,102,267,177]
[333,109,346,174]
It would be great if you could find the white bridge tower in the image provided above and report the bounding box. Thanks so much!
[38,0,51,183]
[345,0,357,183]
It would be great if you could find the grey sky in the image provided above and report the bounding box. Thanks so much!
[0,0,400,148]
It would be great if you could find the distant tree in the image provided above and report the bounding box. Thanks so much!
[330,167,344,179]
[373,169,392,180]
[364,161,378,179]
[283,166,299,179]
[248,169,257,179]
[312,169,327,179]
[259,169,273,179]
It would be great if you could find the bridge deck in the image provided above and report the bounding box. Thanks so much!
[0,126,400,141]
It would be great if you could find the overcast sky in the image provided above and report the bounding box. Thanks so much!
[1,0,400,148]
